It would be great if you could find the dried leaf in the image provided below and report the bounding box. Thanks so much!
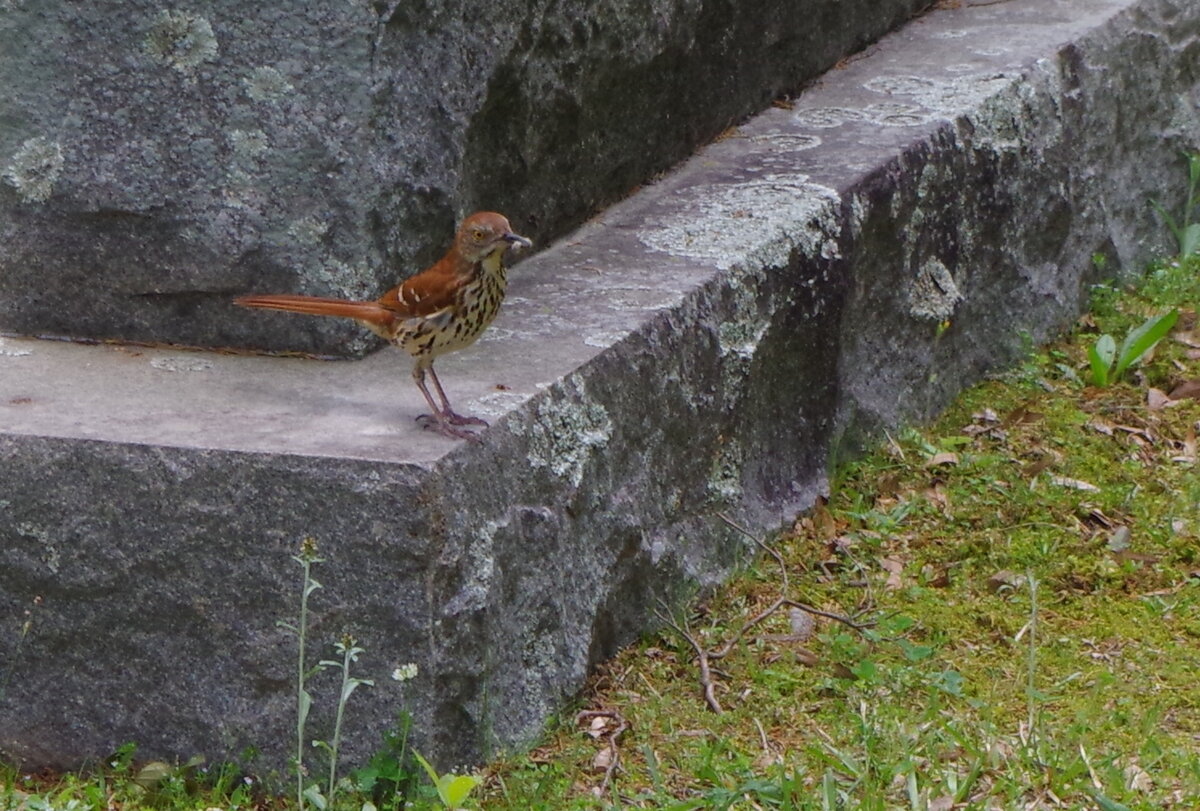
[924,483,952,514]
[926,451,959,467]
[880,556,904,590]
[1124,760,1153,792]
[1050,475,1100,492]
[929,796,956,811]
[1022,457,1055,479]
[1003,405,1043,427]
[1147,387,1172,411]
[1171,329,1200,348]
[987,570,1025,594]
[1168,379,1200,401]
[810,498,838,539]
[788,607,816,641]
[973,407,1000,423]
[793,647,820,667]
[591,747,614,773]
[921,563,952,588]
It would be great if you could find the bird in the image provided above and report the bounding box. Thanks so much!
[235,211,532,440]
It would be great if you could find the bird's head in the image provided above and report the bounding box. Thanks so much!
[455,211,532,263]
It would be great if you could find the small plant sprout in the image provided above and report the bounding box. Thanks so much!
[1087,310,1178,386]
[278,537,324,811]
[413,751,480,811]
[1151,151,1200,257]
[315,635,374,806]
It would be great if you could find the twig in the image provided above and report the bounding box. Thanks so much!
[655,601,724,713]
[576,709,630,794]
[752,717,771,755]
[719,512,789,591]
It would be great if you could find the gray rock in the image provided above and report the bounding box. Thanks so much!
[0,0,929,355]
[1,0,1195,777]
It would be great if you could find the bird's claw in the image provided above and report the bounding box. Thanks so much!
[443,410,488,427]
[416,413,484,441]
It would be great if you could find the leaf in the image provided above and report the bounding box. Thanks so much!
[987,570,1025,594]
[897,639,934,662]
[133,761,174,789]
[591,747,614,773]
[1147,388,1173,411]
[298,689,313,727]
[1180,223,1200,258]
[929,669,964,696]
[1049,475,1100,492]
[926,451,959,467]
[1114,310,1179,379]
[1168,379,1200,400]
[412,750,440,787]
[439,774,481,808]
[1089,334,1116,386]
[303,784,328,810]
[341,677,374,704]
[788,607,816,641]
[880,556,904,590]
[1106,526,1131,553]
[1092,792,1133,811]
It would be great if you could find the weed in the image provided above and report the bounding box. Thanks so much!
[1086,309,1178,386]
[314,635,374,807]
[413,751,480,810]
[278,536,325,810]
[1151,151,1200,257]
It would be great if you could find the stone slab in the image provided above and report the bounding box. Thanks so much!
[2,0,1196,774]
[0,0,930,355]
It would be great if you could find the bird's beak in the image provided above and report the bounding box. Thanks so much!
[503,232,533,249]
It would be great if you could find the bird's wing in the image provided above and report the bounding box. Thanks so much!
[377,268,467,318]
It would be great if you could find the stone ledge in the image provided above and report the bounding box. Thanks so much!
[1,0,1194,772]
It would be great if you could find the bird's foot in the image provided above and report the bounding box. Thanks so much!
[416,413,484,441]
[443,409,488,427]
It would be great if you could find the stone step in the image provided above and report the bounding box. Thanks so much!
[0,0,1192,772]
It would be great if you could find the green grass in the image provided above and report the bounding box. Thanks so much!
[5,256,1200,810]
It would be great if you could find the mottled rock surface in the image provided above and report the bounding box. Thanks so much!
[1,0,1197,776]
[0,0,928,355]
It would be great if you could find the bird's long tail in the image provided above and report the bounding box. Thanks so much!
[234,294,395,330]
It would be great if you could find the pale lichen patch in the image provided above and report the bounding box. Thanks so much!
[907,257,963,321]
[144,10,219,72]
[510,377,612,487]
[3,137,65,203]
[638,175,842,272]
[244,66,295,102]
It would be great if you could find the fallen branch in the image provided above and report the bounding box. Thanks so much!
[575,709,630,795]
[656,514,876,713]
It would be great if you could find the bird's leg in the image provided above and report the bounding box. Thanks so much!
[412,365,482,440]
[426,365,488,427]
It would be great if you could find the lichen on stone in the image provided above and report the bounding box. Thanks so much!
[3,137,65,203]
[907,257,963,321]
[287,215,331,246]
[510,376,612,487]
[244,66,295,102]
[144,10,219,72]
[638,174,842,272]
[229,129,269,159]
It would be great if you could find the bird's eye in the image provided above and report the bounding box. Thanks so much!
[471,229,486,242]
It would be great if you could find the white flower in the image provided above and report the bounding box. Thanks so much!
[391,663,418,682]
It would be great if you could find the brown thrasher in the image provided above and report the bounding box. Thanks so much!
[235,211,531,440]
